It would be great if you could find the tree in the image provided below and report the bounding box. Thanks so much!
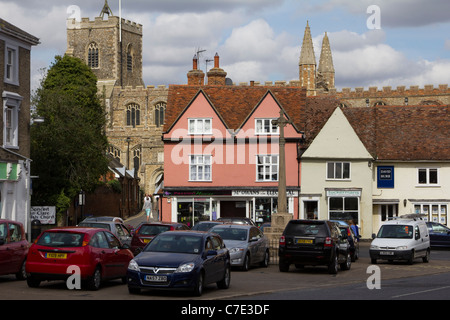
[31,55,109,210]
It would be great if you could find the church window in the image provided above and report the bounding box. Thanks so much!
[127,44,133,72]
[126,103,140,127]
[155,102,166,127]
[88,43,99,68]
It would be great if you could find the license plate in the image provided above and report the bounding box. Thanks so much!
[380,251,394,256]
[46,252,67,259]
[296,239,313,244]
[143,238,151,243]
[145,275,167,282]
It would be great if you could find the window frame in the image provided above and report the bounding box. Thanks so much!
[326,161,351,180]
[2,91,22,149]
[417,168,439,186]
[255,118,279,135]
[4,44,19,85]
[256,154,279,182]
[189,155,212,182]
[188,118,212,135]
[87,42,99,69]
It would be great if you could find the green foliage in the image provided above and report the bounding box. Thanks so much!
[31,55,109,206]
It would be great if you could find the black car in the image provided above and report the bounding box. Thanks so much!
[127,230,231,296]
[278,219,351,274]
[426,222,450,247]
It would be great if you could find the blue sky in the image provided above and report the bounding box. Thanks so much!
[1,0,449,92]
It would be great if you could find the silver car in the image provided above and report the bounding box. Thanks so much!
[78,217,132,247]
[210,224,269,271]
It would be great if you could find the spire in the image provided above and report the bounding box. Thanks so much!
[299,21,316,66]
[318,32,334,73]
[317,32,335,91]
[100,0,113,18]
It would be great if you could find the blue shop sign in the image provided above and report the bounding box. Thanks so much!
[377,166,394,188]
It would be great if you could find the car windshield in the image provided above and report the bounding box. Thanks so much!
[78,222,111,231]
[138,225,171,235]
[377,225,413,239]
[212,227,248,241]
[144,234,202,254]
[37,232,84,247]
[285,222,328,237]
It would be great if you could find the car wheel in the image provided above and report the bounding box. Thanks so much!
[260,250,270,268]
[328,252,338,274]
[26,276,41,288]
[340,252,351,271]
[87,267,102,291]
[241,253,250,271]
[279,260,290,272]
[193,272,204,296]
[423,249,430,263]
[217,265,231,289]
[15,259,27,280]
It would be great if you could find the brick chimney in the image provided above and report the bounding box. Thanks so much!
[187,54,205,85]
[207,53,227,86]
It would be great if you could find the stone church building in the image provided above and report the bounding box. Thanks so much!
[65,1,449,198]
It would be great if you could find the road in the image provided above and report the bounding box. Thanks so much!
[1,243,450,301]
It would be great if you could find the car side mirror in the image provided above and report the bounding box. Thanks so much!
[372,233,376,239]
[249,236,258,242]
[0,237,4,245]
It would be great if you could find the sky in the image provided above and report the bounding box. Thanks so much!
[1,0,449,93]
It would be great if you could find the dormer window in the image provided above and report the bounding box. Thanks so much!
[188,118,212,135]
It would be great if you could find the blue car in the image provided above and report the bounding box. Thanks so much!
[127,230,231,296]
[426,222,450,247]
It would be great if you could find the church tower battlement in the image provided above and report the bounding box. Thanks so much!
[66,1,144,92]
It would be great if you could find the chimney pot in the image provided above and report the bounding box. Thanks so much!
[214,53,219,68]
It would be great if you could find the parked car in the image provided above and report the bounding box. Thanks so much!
[210,224,270,270]
[331,220,359,262]
[130,222,189,255]
[426,222,450,247]
[191,221,226,231]
[127,230,231,296]
[370,215,430,264]
[278,219,351,274]
[26,227,133,290]
[0,219,29,280]
[78,217,132,247]
[215,217,256,226]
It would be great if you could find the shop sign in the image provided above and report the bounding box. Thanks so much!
[377,166,394,188]
[326,190,361,197]
[232,190,298,197]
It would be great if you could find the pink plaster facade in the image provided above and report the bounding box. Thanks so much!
[161,88,304,226]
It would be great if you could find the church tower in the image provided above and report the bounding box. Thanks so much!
[299,21,316,96]
[317,32,335,92]
[65,0,144,94]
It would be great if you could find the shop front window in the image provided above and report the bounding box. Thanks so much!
[329,197,359,222]
[177,199,217,227]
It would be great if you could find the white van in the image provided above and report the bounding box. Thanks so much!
[370,215,430,264]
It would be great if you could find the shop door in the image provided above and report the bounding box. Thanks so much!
[220,201,246,218]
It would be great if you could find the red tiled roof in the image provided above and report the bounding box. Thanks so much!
[164,85,334,134]
[343,105,450,161]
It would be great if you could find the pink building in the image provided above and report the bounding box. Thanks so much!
[161,83,308,226]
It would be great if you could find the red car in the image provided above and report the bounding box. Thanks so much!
[0,219,29,280]
[26,227,133,290]
[130,222,189,255]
